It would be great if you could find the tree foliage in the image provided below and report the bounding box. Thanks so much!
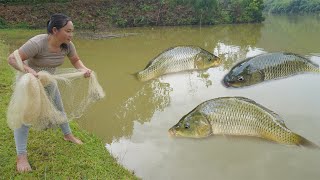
[166,0,264,25]
[0,0,265,29]
[264,0,320,13]
[0,0,68,4]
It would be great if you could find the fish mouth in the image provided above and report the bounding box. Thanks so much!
[222,81,230,87]
[222,81,241,88]
[222,76,240,88]
[168,128,177,137]
[213,57,222,66]
[222,77,232,87]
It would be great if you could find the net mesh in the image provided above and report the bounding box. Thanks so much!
[7,50,105,130]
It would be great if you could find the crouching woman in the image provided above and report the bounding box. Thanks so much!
[7,13,92,173]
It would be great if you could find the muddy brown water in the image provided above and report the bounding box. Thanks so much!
[3,15,320,179]
[76,15,320,180]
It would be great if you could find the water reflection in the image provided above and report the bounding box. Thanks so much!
[4,15,320,180]
[106,53,320,180]
[111,22,263,71]
[116,79,172,125]
[257,15,320,54]
[213,42,266,70]
[205,24,264,70]
[211,23,263,47]
[114,69,217,138]
[76,22,264,142]
[196,71,212,87]
[72,15,320,180]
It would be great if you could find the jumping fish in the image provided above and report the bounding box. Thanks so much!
[223,52,320,87]
[136,46,221,81]
[169,97,317,147]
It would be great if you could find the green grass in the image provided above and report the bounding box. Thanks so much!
[0,29,44,50]
[0,36,138,179]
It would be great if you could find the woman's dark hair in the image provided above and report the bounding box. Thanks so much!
[47,13,71,51]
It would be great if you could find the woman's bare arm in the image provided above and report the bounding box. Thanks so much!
[69,54,92,78]
[8,50,38,77]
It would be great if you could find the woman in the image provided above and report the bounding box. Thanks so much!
[7,13,92,173]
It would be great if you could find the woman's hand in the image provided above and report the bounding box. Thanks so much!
[79,68,92,78]
[69,56,92,78]
[24,65,38,77]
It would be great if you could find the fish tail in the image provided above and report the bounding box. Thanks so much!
[132,71,150,82]
[131,72,144,82]
[295,134,320,149]
[131,72,139,80]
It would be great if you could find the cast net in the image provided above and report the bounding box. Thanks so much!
[7,50,105,130]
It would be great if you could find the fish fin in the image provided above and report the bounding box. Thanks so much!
[283,52,320,68]
[315,66,320,73]
[228,53,264,70]
[233,96,287,126]
[296,134,320,149]
[130,72,140,81]
[143,60,154,70]
[142,45,213,70]
[143,47,176,70]
[232,96,257,104]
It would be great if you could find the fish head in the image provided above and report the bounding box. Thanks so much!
[169,111,212,138]
[223,62,264,88]
[195,51,221,69]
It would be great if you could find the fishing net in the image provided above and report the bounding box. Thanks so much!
[7,50,105,130]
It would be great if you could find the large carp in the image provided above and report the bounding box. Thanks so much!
[169,97,317,147]
[136,46,221,81]
[223,52,320,87]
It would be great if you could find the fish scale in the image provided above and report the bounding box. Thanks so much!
[204,98,301,143]
[169,97,317,147]
[223,52,320,87]
[136,46,220,81]
[139,48,198,79]
[264,59,316,80]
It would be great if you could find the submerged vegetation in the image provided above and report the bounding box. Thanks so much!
[0,0,264,29]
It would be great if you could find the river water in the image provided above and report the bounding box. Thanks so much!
[3,15,319,180]
[75,15,320,180]
[72,15,320,180]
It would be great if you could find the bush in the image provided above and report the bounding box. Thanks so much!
[0,17,8,29]
[264,0,320,13]
[0,0,69,5]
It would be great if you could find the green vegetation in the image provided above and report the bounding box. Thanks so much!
[0,0,265,30]
[110,0,265,27]
[0,0,68,5]
[166,0,264,24]
[0,17,8,28]
[264,0,320,13]
[0,32,138,179]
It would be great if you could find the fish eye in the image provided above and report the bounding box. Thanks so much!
[237,76,244,81]
[184,123,190,129]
